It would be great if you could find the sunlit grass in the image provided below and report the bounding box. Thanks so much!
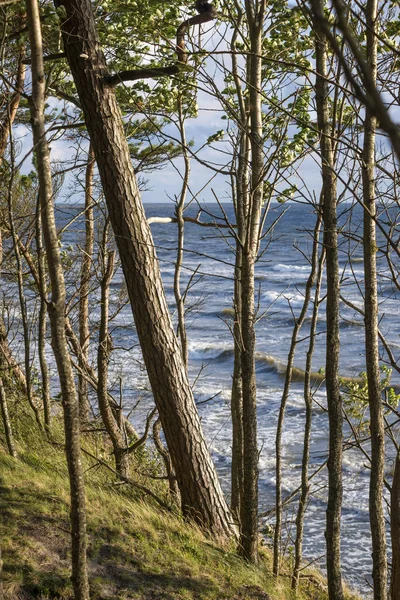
[0,402,360,600]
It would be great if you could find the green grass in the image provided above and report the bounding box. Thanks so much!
[0,404,360,600]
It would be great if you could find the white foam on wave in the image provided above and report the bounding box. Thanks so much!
[270,263,311,273]
[188,339,232,360]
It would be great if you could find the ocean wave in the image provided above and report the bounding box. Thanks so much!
[255,352,364,386]
[188,341,233,361]
[270,263,311,272]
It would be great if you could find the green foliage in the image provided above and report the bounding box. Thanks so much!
[342,365,400,431]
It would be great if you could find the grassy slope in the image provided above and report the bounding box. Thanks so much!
[0,409,359,600]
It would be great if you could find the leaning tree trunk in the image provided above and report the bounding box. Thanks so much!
[314,4,344,598]
[362,1,387,597]
[55,0,235,539]
[25,1,89,598]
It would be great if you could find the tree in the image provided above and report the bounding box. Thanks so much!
[54,0,235,539]
[25,0,89,596]
[313,3,344,597]
[361,1,388,597]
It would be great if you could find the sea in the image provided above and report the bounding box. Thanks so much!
[14,200,400,596]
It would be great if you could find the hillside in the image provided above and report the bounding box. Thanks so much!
[0,408,360,600]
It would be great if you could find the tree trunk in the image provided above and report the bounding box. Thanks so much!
[292,239,325,593]
[173,101,189,368]
[25,1,89,597]
[36,210,51,432]
[230,28,249,519]
[274,212,322,577]
[238,0,266,563]
[0,44,25,166]
[231,245,244,520]
[78,146,95,422]
[0,547,3,600]
[55,0,235,539]
[391,451,400,600]
[97,245,129,478]
[0,376,17,458]
[362,1,387,597]
[314,4,344,598]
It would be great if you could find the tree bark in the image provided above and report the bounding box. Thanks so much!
[230,19,248,520]
[238,0,267,563]
[36,209,51,431]
[362,2,388,597]
[78,145,95,422]
[25,1,89,597]
[55,0,235,540]
[391,451,400,600]
[314,4,344,598]
[0,376,17,458]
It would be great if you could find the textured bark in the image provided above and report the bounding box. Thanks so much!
[36,210,51,431]
[56,0,235,539]
[78,146,95,422]
[25,1,89,597]
[230,23,248,520]
[391,452,400,600]
[173,104,189,368]
[362,2,387,597]
[314,5,344,598]
[238,0,266,563]
[231,246,244,520]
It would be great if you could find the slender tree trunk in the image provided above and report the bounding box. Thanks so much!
[362,2,387,597]
[7,117,42,429]
[314,5,344,598]
[97,244,129,478]
[153,417,180,501]
[65,316,138,441]
[230,18,248,519]
[173,102,189,368]
[0,31,27,405]
[0,44,25,166]
[231,244,244,519]
[274,212,322,576]
[238,0,266,563]
[78,146,95,422]
[391,451,400,600]
[0,547,3,600]
[0,219,17,458]
[0,377,17,458]
[292,240,325,593]
[56,0,235,539]
[25,1,89,597]
[36,209,51,431]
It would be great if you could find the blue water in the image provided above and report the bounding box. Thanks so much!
[13,200,399,596]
